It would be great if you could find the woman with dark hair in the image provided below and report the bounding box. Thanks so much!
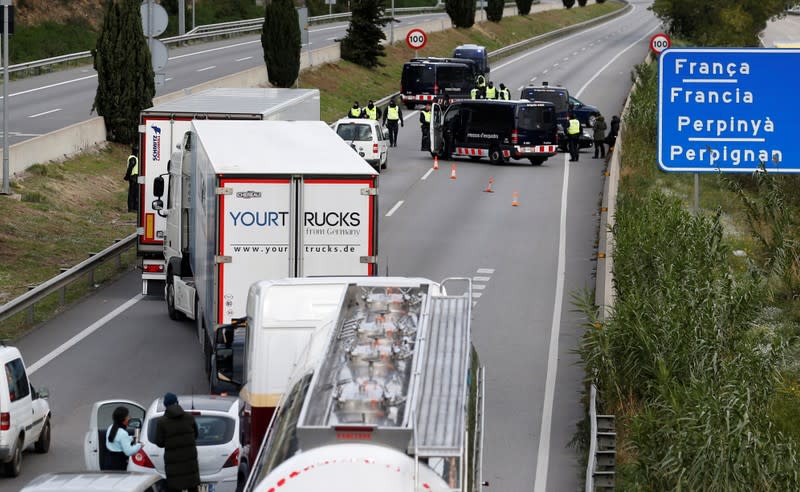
[101,406,143,471]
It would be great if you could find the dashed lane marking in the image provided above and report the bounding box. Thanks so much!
[197,65,216,72]
[385,200,404,217]
[421,168,434,180]
[28,108,62,118]
[477,268,495,274]
[235,56,253,62]
[473,276,491,282]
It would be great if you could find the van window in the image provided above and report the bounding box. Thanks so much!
[469,104,513,134]
[402,64,435,90]
[517,106,555,131]
[436,65,471,88]
[336,123,372,142]
[522,89,569,113]
[148,415,235,446]
[5,359,29,402]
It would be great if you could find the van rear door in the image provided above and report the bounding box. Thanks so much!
[516,104,557,144]
[430,103,445,155]
[401,63,435,96]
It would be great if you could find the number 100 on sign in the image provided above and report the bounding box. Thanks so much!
[406,29,427,50]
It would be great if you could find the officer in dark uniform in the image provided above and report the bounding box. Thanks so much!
[124,145,139,213]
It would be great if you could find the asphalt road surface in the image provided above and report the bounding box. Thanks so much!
[1,1,660,490]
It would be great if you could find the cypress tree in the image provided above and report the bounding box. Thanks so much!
[487,0,504,22]
[562,0,575,7]
[92,0,155,145]
[515,0,534,15]
[262,0,301,87]
[578,0,588,5]
[446,0,476,28]
[341,0,388,68]
[596,0,607,3]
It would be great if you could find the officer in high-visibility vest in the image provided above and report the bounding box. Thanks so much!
[348,101,363,118]
[363,100,381,121]
[124,145,139,212]
[470,86,481,99]
[382,98,404,147]
[566,112,582,162]
[499,83,511,100]
[475,74,486,98]
[419,103,432,151]
[485,81,497,100]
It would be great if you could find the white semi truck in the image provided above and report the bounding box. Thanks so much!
[137,88,320,296]
[152,120,379,388]
[213,277,486,490]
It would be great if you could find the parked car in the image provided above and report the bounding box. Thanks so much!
[21,471,162,492]
[332,118,389,171]
[0,345,51,478]
[84,395,242,492]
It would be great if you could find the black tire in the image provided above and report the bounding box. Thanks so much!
[35,418,51,454]
[4,436,22,477]
[166,275,186,321]
[528,157,546,166]
[469,156,482,162]
[489,148,504,165]
[381,157,387,170]
[405,102,415,110]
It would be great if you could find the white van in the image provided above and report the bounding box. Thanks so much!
[21,472,162,492]
[0,345,51,477]
[332,118,389,171]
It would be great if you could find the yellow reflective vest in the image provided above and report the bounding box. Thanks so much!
[567,118,581,135]
[470,88,479,99]
[349,107,362,118]
[128,155,138,175]
[364,106,378,120]
[386,106,400,120]
[422,110,431,123]
[500,88,511,100]
[485,86,497,99]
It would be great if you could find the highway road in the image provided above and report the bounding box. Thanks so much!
[1,1,660,490]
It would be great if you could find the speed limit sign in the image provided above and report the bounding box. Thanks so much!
[406,28,427,50]
[650,33,671,55]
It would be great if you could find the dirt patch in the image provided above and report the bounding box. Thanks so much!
[16,0,106,28]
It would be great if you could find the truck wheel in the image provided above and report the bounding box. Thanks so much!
[166,276,186,321]
[489,148,504,165]
[528,157,546,166]
[35,418,51,453]
[4,436,22,477]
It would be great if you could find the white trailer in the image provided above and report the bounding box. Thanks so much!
[137,88,320,295]
[213,277,486,491]
[154,120,378,388]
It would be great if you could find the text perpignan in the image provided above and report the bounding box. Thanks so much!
[670,145,782,167]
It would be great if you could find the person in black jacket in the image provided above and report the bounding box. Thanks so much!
[606,115,621,151]
[124,146,139,213]
[154,393,200,492]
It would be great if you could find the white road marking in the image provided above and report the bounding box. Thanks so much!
[309,24,343,33]
[533,21,659,492]
[235,56,253,62]
[197,65,216,72]
[421,168,435,180]
[581,47,587,51]
[518,86,524,91]
[476,268,494,274]
[0,132,42,137]
[28,108,62,118]
[402,110,419,122]
[301,43,314,47]
[28,295,143,374]
[385,200,404,217]
[165,77,173,82]
[553,63,559,67]
[327,36,339,41]
[1,74,97,100]
[471,292,483,298]
[543,69,549,74]
[473,284,486,290]
[530,76,537,82]
[169,39,260,60]
[473,276,491,282]
[563,57,569,61]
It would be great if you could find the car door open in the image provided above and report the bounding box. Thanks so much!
[84,399,146,471]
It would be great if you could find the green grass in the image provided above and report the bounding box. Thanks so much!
[9,19,98,65]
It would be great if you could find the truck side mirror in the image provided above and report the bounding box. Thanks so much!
[152,198,164,211]
[153,175,165,198]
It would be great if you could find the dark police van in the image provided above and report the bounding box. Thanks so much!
[520,82,598,149]
[452,44,490,75]
[429,99,558,165]
[401,58,476,109]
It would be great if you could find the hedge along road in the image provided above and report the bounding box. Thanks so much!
[1,2,659,490]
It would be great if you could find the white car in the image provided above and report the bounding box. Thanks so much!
[84,395,241,492]
[332,118,389,171]
[0,345,51,478]
[21,471,162,492]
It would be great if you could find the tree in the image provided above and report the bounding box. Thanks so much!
[92,0,155,145]
[516,0,534,15]
[652,0,799,46]
[446,0,476,28]
[261,0,301,87]
[341,0,388,68]
[487,0,504,22]
[578,0,588,5]
[562,0,575,8]
[596,0,607,3]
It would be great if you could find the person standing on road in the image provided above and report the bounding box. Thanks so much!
[124,146,139,213]
[420,103,432,151]
[363,100,381,121]
[606,115,620,151]
[154,393,200,492]
[485,81,498,100]
[383,98,404,147]
[592,114,607,159]
[498,83,511,100]
[348,101,363,118]
[102,406,142,471]
[566,113,581,162]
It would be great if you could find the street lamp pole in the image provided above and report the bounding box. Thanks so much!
[1,0,10,195]
[390,0,395,44]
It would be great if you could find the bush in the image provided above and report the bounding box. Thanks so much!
[578,0,587,5]
[515,0,534,15]
[487,0,504,22]
[261,0,301,87]
[341,0,389,68]
[446,0,476,28]
[562,0,575,7]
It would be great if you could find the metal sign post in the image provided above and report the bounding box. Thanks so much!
[1,0,11,195]
[297,7,311,68]
[390,0,395,44]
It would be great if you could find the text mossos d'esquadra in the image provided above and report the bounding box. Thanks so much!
[668,58,782,167]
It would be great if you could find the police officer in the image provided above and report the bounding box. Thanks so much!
[470,85,481,100]
[499,83,511,100]
[382,98,404,147]
[566,113,581,162]
[475,74,486,96]
[348,101,363,118]
[363,100,381,121]
[485,81,497,100]
[124,145,139,212]
[419,103,432,151]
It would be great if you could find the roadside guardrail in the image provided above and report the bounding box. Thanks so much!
[0,234,137,326]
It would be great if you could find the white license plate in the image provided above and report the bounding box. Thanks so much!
[199,484,215,492]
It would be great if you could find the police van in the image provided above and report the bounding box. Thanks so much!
[400,58,476,109]
[520,82,597,149]
[452,44,490,75]
[429,99,559,165]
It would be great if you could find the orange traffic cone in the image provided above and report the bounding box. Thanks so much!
[433,155,439,170]
[450,164,457,180]
[512,191,520,207]
[484,177,495,193]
